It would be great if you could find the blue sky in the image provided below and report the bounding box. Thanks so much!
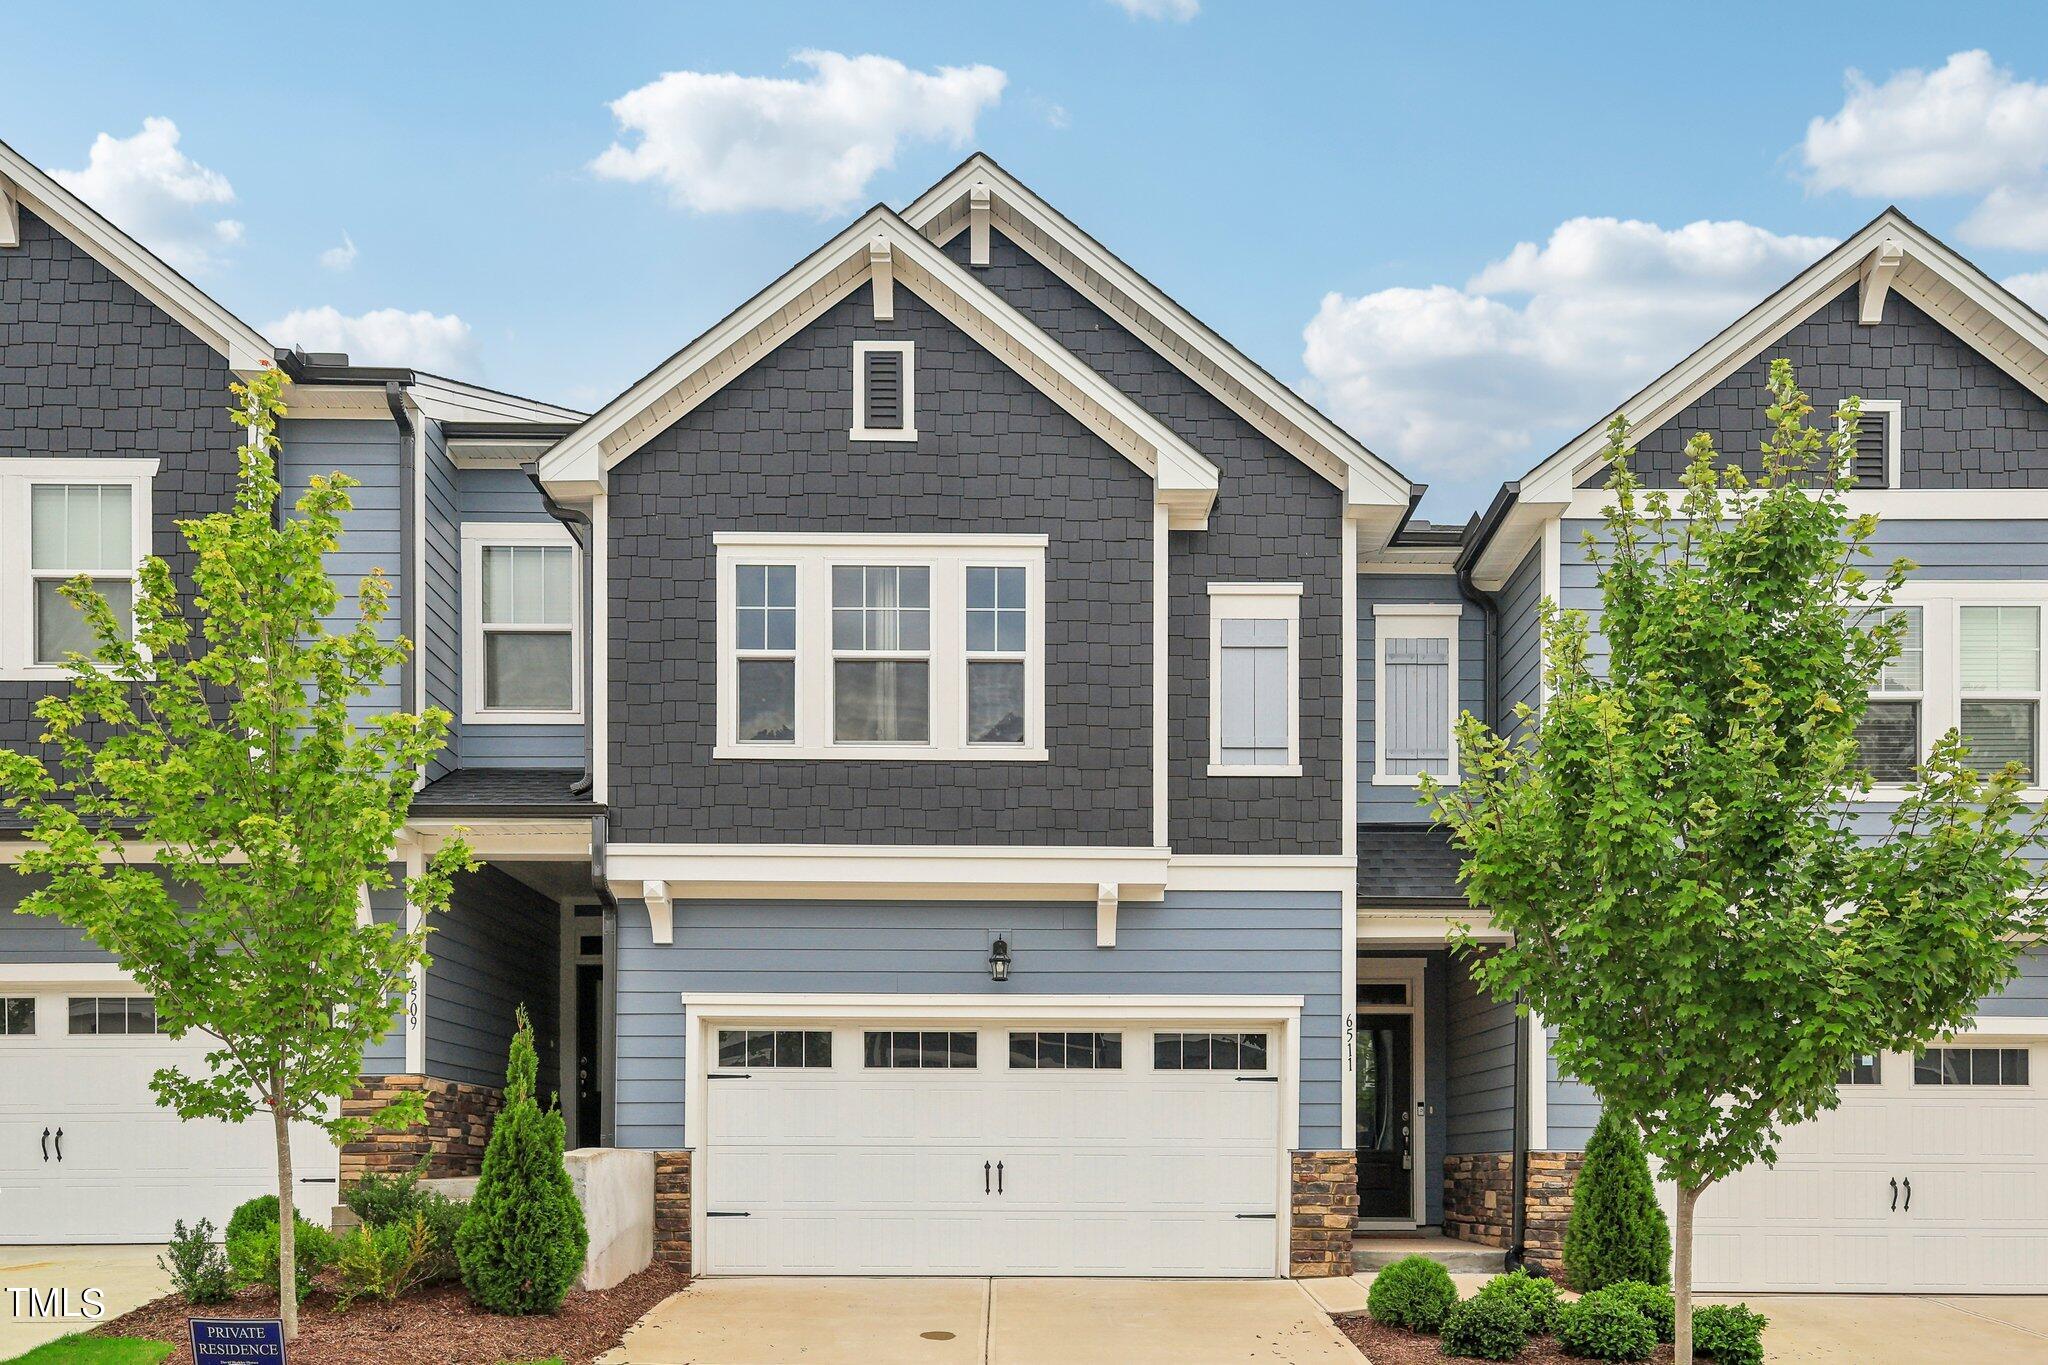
[6,2,2048,518]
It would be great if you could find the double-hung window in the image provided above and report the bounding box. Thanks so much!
[1373,603,1461,785]
[1208,584,1301,776]
[1959,605,2040,782]
[462,523,582,723]
[1855,605,1923,784]
[0,459,154,679]
[1858,589,2046,792]
[716,534,1045,760]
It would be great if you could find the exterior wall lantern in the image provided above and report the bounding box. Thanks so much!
[988,934,1012,983]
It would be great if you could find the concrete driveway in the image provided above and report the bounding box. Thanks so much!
[0,1245,169,1359]
[602,1277,1358,1364]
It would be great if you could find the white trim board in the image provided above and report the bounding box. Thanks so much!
[535,209,1218,528]
[0,137,273,372]
[901,153,1414,544]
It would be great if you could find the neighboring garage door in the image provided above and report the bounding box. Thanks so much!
[1689,1040,2048,1292]
[699,1020,1285,1276]
[0,989,339,1244]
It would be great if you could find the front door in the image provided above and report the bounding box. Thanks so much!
[573,962,603,1149]
[1356,1012,1414,1220]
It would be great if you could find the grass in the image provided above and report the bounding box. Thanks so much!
[2,1337,171,1365]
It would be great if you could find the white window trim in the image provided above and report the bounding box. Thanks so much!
[1863,582,2048,802]
[714,532,1047,762]
[1207,583,1302,778]
[0,457,157,682]
[1372,602,1462,787]
[1838,397,1903,488]
[850,340,917,442]
[460,521,584,725]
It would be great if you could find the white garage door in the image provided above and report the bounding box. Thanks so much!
[1689,1041,2048,1292]
[0,989,339,1244]
[699,1021,1285,1276]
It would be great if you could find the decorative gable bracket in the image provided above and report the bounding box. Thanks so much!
[869,238,895,321]
[1860,239,1904,325]
[0,175,19,249]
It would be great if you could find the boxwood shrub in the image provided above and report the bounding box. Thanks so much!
[1437,1292,1527,1360]
[1552,1287,1656,1361]
[1366,1255,1459,1333]
[1695,1303,1768,1365]
[1598,1279,1674,1342]
[1472,1267,1561,1335]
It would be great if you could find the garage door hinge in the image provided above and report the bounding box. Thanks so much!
[708,1072,752,1079]
[1234,1076,1280,1083]
[706,1210,751,1218]
[1235,1213,1277,1220]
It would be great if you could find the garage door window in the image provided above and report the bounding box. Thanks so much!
[1008,1031,1122,1069]
[1915,1046,2029,1086]
[864,1030,977,1069]
[1154,1031,1268,1071]
[1839,1053,1882,1085]
[68,996,156,1035]
[1,997,33,1035]
[718,1029,831,1068]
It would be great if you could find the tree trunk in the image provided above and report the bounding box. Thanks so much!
[271,1079,298,1342]
[1674,1179,1699,1365]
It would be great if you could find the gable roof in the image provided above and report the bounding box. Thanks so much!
[1467,207,2048,583]
[0,136,273,372]
[537,204,1221,527]
[901,153,1416,544]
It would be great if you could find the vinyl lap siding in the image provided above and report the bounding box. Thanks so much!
[422,421,461,779]
[611,891,1345,1152]
[1496,544,1543,735]
[1447,952,1516,1155]
[423,865,559,1089]
[1357,576,1482,820]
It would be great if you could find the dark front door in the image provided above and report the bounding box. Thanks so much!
[574,962,603,1149]
[1357,1013,1414,1219]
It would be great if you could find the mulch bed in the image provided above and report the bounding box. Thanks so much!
[93,1264,690,1365]
[1334,1314,1677,1365]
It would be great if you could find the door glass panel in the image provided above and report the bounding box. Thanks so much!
[1357,1025,1398,1152]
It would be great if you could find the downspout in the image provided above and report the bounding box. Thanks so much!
[589,811,620,1148]
[1454,481,1526,1265]
[522,462,595,799]
[385,383,417,719]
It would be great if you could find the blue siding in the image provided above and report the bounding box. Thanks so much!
[360,887,408,1074]
[452,465,584,770]
[1496,544,1543,737]
[424,865,560,1089]
[611,891,1345,1152]
[0,868,116,962]
[1545,1026,1602,1152]
[1447,950,1516,1156]
[278,418,405,728]
[422,421,462,779]
[1357,575,1484,820]
[1978,946,2048,1017]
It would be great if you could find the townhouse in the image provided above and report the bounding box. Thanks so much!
[1,138,2045,1292]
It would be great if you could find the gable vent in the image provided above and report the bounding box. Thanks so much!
[1853,409,1891,488]
[864,349,905,431]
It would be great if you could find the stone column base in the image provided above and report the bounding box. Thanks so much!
[1289,1149,1358,1277]
[340,1075,503,1184]
[1442,1152,1514,1249]
[654,1149,693,1273]
[1521,1150,1583,1278]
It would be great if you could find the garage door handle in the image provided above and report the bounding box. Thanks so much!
[53,1128,62,1162]
[1890,1177,1898,1211]
[40,1127,48,1162]
[985,1160,991,1194]
[997,1161,1004,1195]
[1903,1177,1911,1212]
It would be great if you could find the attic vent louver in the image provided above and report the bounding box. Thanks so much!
[1853,409,1891,488]
[864,349,904,430]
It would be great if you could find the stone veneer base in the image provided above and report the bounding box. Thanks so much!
[1290,1149,1358,1277]
[654,1149,693,1274]
[1440,1150,1586,1279]
[340,1075,503,1184]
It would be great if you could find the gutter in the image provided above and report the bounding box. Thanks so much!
[1451,480,1530,1266]
[522,462,596,799]
[386,383,418,721]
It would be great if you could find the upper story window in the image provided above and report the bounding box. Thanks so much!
[0,459,154,680]
[715,533,1045,761]
[1374,603,1461,786]
[850,342,916,442]
[1856,589,2044,789]
[461,523,582,725]
[1207,584,1301,777]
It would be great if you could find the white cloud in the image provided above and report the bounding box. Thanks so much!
[1108,0,1200,19]
[591,50,1006,214]
[51,117,242,274]
[1302,217,1836,492]
[263,306,480,377]
[1801,51,2048,198]
[1964,184,2048,251]
[2009,270,2048,314]
[319,233,357,271]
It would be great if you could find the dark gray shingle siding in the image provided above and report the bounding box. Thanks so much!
[0,208,242,756]
[1593,287,2048,488]
[949,229,1344,854]
[605,281,1154,844]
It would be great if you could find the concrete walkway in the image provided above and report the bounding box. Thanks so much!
[0,1245,169,1359]
[603,1276,1358,1365]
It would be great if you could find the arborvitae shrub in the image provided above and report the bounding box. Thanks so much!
[1563,1110,1671,1292]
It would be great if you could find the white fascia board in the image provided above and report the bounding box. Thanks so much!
[1520,208,2048,506]
[681,993,1305,1023]
[536,208,1218,526]
[406,374,586,426]
[0,138,274,373]
[903,154,1413,518]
